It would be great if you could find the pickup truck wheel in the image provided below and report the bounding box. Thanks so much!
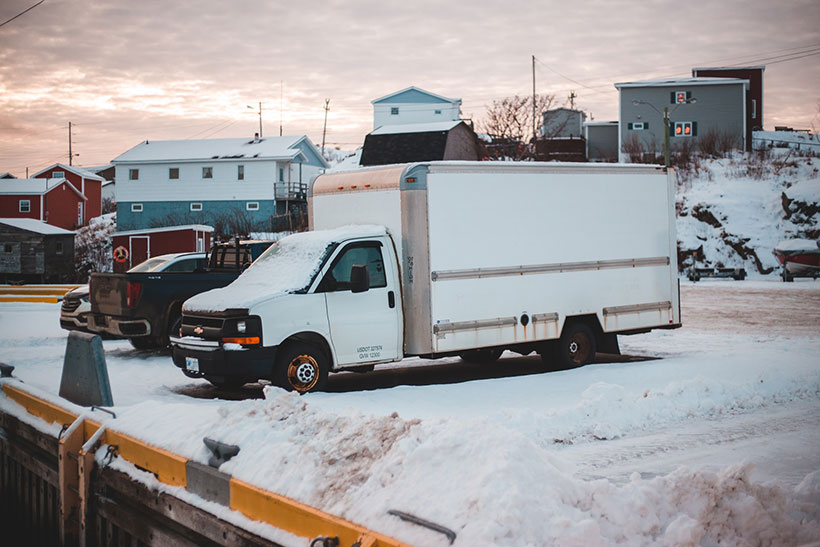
[459,348,503,364]
[555,323,596,369]
[275,343,328,393]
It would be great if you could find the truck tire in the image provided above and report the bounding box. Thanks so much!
[554,323,596,369]
[274,343,329,393]
[460,348,503,364]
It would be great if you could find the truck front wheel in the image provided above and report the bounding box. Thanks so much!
[274,343,329,393]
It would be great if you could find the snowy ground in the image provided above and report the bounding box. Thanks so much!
[1,280,819,546]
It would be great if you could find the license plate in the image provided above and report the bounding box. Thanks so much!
[185,357,199,372]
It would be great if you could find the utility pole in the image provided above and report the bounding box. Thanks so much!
[532,55,537,141]
[279,81,284,137]
[321,99,330,155]
[663,107,670,169]
[257,102,263,137]
[568,91,577,110]
[68,121,73,166]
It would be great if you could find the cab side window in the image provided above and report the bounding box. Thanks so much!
[319,244,386,292]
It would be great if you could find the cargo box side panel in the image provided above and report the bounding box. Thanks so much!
[425,168,676,353]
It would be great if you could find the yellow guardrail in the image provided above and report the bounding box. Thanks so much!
[0,284,81,302]
[0,382,411,546]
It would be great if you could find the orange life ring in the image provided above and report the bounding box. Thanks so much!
[113,245,129,263]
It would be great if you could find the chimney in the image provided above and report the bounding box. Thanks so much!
[253,132,260,143]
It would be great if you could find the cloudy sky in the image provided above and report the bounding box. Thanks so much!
[1,0,818,176]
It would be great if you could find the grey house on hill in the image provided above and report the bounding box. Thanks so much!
[359,121,482,166]
[616,77,748,162]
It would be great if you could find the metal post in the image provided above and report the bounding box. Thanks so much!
[663,107,670,168]
[68,121,73,166]
[532,55,537,142]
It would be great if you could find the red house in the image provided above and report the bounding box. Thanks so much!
[0,164,105,231]
[33,164,105,225]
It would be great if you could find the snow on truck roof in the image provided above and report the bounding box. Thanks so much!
[184,225,387,312]
[312,161,667,196]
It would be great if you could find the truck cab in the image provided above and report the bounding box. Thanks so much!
[171,226,403,390]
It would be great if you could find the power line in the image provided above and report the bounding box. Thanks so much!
[0,0,44,29]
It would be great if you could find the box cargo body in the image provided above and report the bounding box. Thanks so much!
[309,162,680,356]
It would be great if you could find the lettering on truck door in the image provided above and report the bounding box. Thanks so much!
[318,241,400,366]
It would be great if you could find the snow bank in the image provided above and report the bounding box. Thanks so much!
[677,154,820,274]
[184,225,386,312]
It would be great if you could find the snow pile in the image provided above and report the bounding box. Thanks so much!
[184,224,386,311]
[676,152,819,274]
[100,384,820,547]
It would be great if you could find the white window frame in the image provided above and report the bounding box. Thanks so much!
[129,169,139,180]
[190,202,203,211]
[131,203,143,212]
[631,122,646,130]
[52,171,65,179]
[246,201,259,211]
[390,107,399,115]
[19,199,30,213]
[202,167,213,179]
[674,121,693,137]
[169,167,179,180]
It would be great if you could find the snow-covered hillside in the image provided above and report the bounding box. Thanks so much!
[676,150,819,275]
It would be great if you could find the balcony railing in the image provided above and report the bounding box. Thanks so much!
[274,181,308,201]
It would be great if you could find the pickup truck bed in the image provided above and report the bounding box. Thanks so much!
[90,270,240,348]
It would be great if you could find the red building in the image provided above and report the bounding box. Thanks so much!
[111,225,214,272]
[0,164,105,230]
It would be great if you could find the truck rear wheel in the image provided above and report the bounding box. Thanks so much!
[554,323,596,369]
[129,336,162,350]
[274,343,329,393]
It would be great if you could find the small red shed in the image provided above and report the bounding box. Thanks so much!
[110,224,214,272]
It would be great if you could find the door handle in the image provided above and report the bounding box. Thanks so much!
[388,291,395,309]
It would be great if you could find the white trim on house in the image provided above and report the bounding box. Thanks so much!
[31,163,105,182]
[615,77,750,89]
[111,224,214,237]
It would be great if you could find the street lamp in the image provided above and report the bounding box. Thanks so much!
[632,97,696,168]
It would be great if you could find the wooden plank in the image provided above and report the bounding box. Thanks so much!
[58,416,85,545]
[94,490,201,547]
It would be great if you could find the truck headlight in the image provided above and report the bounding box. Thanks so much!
[237,320,246,333]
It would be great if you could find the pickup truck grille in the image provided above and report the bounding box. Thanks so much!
[181,315,225,340]
[62,298,81,313]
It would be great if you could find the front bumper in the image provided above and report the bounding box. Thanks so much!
[171,336,277,380]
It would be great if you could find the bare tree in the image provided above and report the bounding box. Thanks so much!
[479,93,557,142]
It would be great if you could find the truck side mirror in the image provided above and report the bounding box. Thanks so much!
[350,264,370,293]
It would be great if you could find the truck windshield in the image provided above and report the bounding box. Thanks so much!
[243,236,335,293]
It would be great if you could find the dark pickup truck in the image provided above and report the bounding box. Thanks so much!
[88,240,274,349]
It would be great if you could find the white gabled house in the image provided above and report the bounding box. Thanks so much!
[112,136,328,231]
[372,86,462,130]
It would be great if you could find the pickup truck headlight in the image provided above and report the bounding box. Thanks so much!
[222,316,262,346]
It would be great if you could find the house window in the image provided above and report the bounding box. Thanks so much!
[390,107,399,115]
[673,121,697,137]
[169,167,179,179]
[202,167,213,179]
[131,203,143,212]
[19,199,30,213]
[628,122,647,130]
[246,202,259,211]
[4,244,12,253]
[56,242,63,255]
[190,202,203,211]
[129,169,139,180]
[434,109,442,115]
[752,99,757,119]
[672,91,691,104]
[237,165,244,180]
[52,171,65,179]
[279,167,284,181]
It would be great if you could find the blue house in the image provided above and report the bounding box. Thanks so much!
[372,86,462,130]
[113,136,328,232]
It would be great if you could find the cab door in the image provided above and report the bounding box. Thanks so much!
[319,240,401,366]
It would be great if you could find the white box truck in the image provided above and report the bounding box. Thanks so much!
[171,162,681,392]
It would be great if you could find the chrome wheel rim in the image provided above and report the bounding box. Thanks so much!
[287,354,319,392]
